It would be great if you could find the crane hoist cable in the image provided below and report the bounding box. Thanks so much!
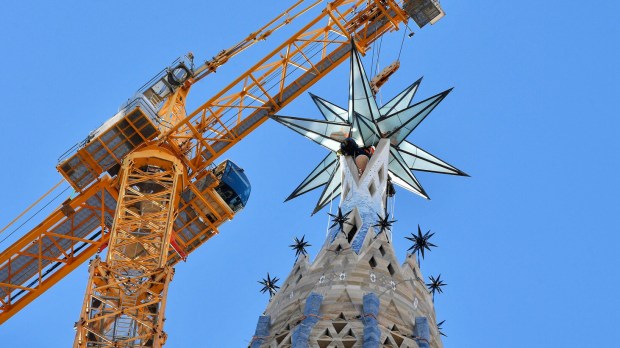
[397,24,409,61]
[0,179,65,237]
[0,185,71,246]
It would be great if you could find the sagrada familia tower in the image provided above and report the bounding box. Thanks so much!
[249,42,465,348]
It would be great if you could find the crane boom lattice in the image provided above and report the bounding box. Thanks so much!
[0,1,446,344]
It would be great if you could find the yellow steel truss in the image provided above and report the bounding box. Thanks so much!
[74,257,173,347]
[165,0,410,180]
[74,147,183,347]
[0,0,426,330]
[0,177,117,323]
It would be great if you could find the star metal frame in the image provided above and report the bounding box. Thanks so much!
[271,41,467,214]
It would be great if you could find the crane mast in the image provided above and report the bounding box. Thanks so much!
[73,147,184,346]
[0,0,446,345]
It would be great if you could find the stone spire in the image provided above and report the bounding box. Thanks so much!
[249,139,443,348]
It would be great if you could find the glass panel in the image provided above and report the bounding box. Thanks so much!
[287,152,338,200]
[271,116,350,151]
[311,94,348,122]
[348,49,380,122]
[379,78,421,115]
[398,141,463,175]
[388,148,427,198]
[313,164,342,215]
[377,89,450,144]
[351,112,380,147]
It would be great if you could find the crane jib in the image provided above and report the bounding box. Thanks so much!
[0,0,446,331]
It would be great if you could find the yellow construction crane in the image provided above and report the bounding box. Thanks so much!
[0,0,445,346]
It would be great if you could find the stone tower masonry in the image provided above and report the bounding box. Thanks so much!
[249,139,443,348]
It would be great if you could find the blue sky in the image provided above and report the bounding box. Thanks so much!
[1,0,619,347]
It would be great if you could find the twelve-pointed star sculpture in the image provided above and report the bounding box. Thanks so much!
[405,224,437,263]
[327,207,352,233]
[271,41,467,214]
[289,235,311,258]
[426,274,447,301]
[373,213,397,237]
[258,273,280,298]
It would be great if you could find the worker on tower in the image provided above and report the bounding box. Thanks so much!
[339,137,374,176]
